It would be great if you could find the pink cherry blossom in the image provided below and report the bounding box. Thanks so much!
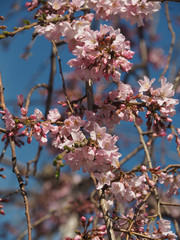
[94,171,115,189]
[48,0,66,10]
[138,76,155,92]
[2,108,15,131]
[47,108,61,122]
[34,108,44,120]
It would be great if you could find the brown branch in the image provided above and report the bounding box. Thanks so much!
[0,73,6,110]
[52,41,74,113]
[0,127,6,133]
[160,201,180,207]
[86,79,94,111]
[173,219,180,239]
[134,123,153,169]
[0,142,8,162]
[9,138,32,240]
[160,2,176,77]
[162,164,180,172]
[25,83,48,111]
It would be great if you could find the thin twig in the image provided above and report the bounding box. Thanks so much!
[113,226,161,240]
[160,2,176,77]
[160,201,180,207]
[0,142,8,162]
[18,210,55,240]
[25,83,48,111]
[134,122,162,219]
[0,127,6,133]
[9,138,32,240]
[173,219,180,239]
[52,41,74,113]
[44,43,56,117]
[134,123,153,169]
[25,146,42,185]
[0,73,6,110]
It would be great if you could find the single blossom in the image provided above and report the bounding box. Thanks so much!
[47,108,61,122]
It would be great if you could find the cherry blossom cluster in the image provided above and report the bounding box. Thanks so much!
[68,24,134,82]
[35,15,134,82]
[116,207,177,239]
[30,0,161,82]
[85,76,178,137]
[27,0,161,27]
[138,76,179,136]
[0,102,121,174]
[158,170,180,198]
[87,0,161,26]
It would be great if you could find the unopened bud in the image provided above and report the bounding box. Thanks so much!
[25,2,32,7]
[17,94,24,107]
[18,123,24,129]
[88,216,94,223]
[80,216,86,223]
[140,165,147,171]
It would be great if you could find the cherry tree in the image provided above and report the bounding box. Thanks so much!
[0,0,180,239]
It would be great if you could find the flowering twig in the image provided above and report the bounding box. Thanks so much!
[114,226,161,240]
[0,16,65,40]
[98,189,116,240]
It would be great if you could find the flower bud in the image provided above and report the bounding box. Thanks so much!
[17,94,24,107]
[21,107,27,116]
[80,216,86,223]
